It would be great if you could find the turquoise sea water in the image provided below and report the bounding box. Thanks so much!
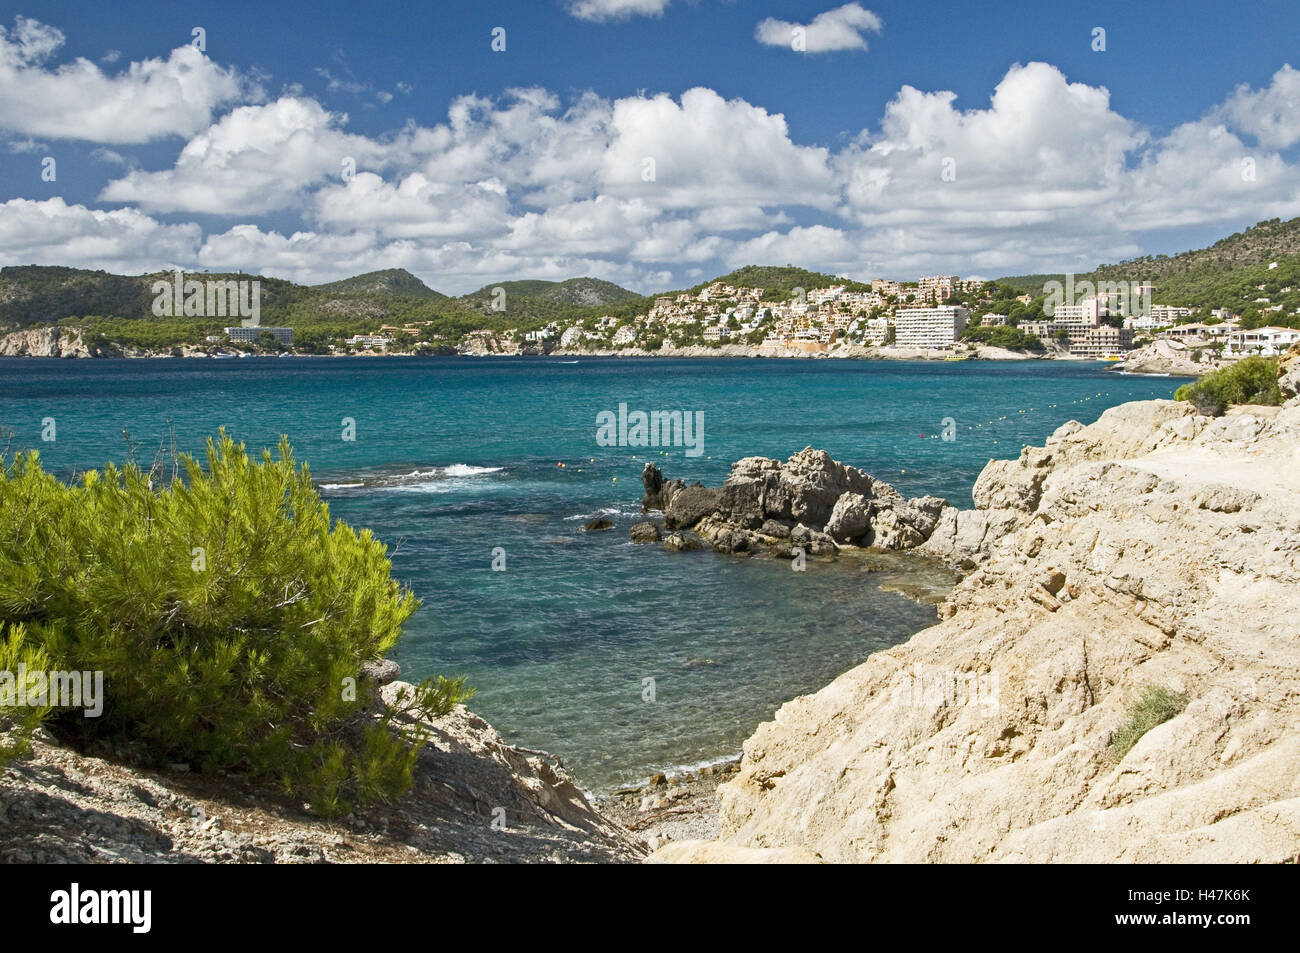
[0,356,1183,789]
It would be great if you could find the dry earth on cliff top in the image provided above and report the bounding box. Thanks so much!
[1,682,643,864]
[655,395,1300,863]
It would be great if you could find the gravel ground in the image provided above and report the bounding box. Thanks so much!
[1,684,645,865]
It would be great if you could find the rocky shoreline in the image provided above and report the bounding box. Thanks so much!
[651,375,1300,862]
[595,759,740,849]
[2,325,1068,363]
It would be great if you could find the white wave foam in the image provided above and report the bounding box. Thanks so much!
[442,464,504,477]
[563,507,641,521]
[321,464,504,492]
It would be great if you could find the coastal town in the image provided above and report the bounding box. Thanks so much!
[7,264,1298,367]
[431,271,1300,363]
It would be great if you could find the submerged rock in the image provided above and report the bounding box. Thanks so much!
[582,517,615,532]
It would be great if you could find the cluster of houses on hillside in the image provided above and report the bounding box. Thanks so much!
[524,277,990,353]
[288,270,1299,360]
[460,272,1299,358]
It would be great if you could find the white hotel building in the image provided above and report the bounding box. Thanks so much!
[1224,326,1300,356]
[895,306,969,349]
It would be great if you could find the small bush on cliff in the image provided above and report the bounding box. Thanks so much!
[0,433,464,814]
[1108,685,1189,761]
[1174,355,1281,416]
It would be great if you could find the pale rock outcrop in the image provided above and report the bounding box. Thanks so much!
[1280,346,1300,399]
[1108,338,1220,376]
[0,326,222,359]
[0,326,100,358]
[656,398,1300,863]
[825,492,871,542]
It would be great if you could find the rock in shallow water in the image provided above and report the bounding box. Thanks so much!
[638,445,956,559]
[629,521,662,543]
[664,484,722,529]
[662,532,704,552]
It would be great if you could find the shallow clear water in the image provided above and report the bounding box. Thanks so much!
[0,356,1184,788]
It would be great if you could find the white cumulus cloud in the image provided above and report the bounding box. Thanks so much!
[4,48,1299,294]
[1216,63,1300,149]
[755,3,882,54]
[0,16,247,144]
[566,0,673,22]
[99,97,396,214]
[0,197,200,273]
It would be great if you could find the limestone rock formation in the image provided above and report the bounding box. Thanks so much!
[1280,346,1300,399]
[1106,339,1218,377]
[663,531,704,551]
[655,398,1300,863]
[0,326,100,358]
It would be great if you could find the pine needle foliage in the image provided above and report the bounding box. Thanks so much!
[1174,355,1281,416]
[0,622,52,769]
[0,432,459,813]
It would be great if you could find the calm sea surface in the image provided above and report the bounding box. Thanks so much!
[0,356,1183,789]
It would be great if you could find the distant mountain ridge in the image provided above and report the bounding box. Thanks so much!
[997,216,1300,297]
[996,216,1300,325]
[314,269,446,299]
[459,277,642,309]
[680,265,870,298]
[3,214,1297,339]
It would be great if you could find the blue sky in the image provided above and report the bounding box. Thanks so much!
[1,0,1297,293]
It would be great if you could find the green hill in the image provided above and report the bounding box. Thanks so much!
[997,216,1300,329]
[1094,217,1300,283]
[455,277,647,325]
[990,273,1061,295]
[0,266,310,328]
[678,265,871,301]
[314,268,445,299]
[459,276,641,308]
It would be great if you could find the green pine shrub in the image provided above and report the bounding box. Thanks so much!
[1173,355,1281,416]
[0,623,53,769]
[0,432,467,813]
[1108,685,1189,762]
